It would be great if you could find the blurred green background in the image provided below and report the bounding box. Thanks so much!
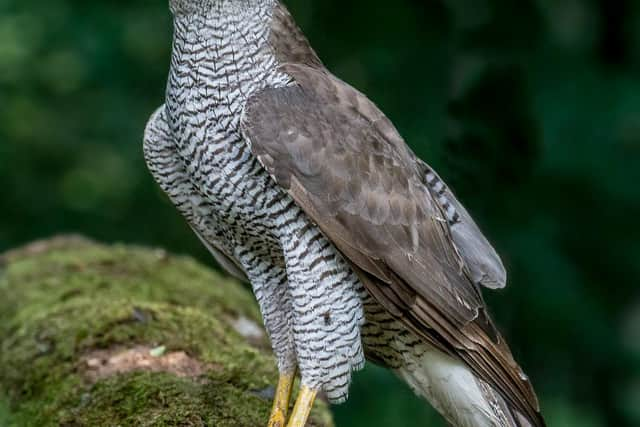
[1,0,639,425]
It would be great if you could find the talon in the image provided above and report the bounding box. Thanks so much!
[287,385,318,427]
[268,371,296,427]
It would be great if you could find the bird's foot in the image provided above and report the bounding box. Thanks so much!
[267,371,296,427]
[287,385,317,427]
[267,371,318,427]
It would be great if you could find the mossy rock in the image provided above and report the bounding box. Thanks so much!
[0,236,333,427]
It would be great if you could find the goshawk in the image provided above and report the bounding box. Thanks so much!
[144,1,545,426]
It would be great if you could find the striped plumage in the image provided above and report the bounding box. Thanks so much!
[144,1,545,426]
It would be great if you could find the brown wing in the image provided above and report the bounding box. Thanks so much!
[241,64,543,426]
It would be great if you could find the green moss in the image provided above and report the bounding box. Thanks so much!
[0,237,333,427]
[0,393,11,426]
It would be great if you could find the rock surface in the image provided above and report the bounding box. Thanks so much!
[0,236,333,427]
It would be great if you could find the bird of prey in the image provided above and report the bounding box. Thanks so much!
[144,1,545,426]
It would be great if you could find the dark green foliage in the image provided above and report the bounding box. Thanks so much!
[1,0,639,425]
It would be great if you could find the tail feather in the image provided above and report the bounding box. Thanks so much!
[397,347,545,427]
[489,380,546,427]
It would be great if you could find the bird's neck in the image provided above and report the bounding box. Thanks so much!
[166,0,285,133]
[169,0,276,73]
[170,0,273,17]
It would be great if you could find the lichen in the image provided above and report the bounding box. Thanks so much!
[0,237,333,427]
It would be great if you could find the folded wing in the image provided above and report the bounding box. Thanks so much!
[241,63,543,426]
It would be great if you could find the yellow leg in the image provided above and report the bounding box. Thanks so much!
[286,385,318,427]
[267,371,296,427]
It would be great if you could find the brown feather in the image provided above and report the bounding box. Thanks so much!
[241,15,545,427]
[269,4,324,69]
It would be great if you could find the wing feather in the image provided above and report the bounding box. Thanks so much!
[241,63,543,426]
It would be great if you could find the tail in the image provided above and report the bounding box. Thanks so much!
[397,347,545,427]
